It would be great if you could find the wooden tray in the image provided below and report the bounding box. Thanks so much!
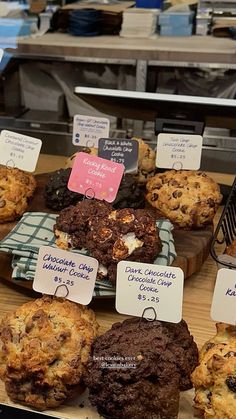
[0,173,213,293]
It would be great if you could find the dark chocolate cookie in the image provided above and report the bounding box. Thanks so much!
[45,168,82,211]
[112,174,145,210]
[85,317,198,419]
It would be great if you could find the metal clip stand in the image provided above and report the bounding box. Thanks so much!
[139,306,157,326]
[83,188,95,201]
[53,284,69,299]
[6,159,16,169]
[172,161,183,171]
[86,139,96,148]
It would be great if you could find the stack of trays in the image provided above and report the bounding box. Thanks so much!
[159,11,194,36]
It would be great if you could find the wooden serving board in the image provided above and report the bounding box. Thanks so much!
[0,173,213,293]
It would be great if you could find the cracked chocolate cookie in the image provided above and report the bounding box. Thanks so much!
[0,296,99,410]
[0,166,36,223]
[85,317,198,419]
[45,168,82,211]
[86,208,162,283]
[54,199,113,250]
[146,170,222,229]
[192,323,236,419]
[112,174,145,209]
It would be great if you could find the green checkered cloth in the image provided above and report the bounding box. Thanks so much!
[0,212,176,297]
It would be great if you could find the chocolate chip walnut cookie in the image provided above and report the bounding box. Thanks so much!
[0,166,36,223]
[146,170,222,229]
[191,323,236,419]
[0,296,99,410]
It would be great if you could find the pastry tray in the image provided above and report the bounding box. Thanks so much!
[0,173,214,294]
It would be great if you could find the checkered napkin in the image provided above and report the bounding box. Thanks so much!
[0,212,176,297]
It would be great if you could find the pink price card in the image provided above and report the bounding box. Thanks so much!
[68,152,125,203]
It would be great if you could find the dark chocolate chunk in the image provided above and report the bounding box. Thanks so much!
[172,190,182,198]
[226,376,236,392]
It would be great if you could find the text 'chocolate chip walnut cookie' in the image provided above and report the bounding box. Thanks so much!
[0,296,99,410]
[85,318,198,419]
[191,323,236,419]
[54,201,162,283]
[65,137,156,184]
[146,170,222,229]
[0,166,36,223]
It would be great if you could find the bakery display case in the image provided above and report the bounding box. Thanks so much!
[0,86,235,418]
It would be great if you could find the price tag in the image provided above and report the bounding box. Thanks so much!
[72,115,110,148]
[156,133,203,170]
[33,246,98,305]
[0,130,42,172]
[68,152,124,203]
[98,138,138,173]
[116,261,184,323]
[211,268,236,326]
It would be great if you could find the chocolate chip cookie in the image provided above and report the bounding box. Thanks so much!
[0,166,36,223]
[146,170,222,229]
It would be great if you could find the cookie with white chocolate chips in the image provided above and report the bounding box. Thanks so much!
[146,170,222,229]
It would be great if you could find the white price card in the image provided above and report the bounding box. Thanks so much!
[0,130,42,172]
[211,268,236,326]
[116,261,184,323]
[72,115,110,148]
[33,246,98,305]
[156,133,203,170]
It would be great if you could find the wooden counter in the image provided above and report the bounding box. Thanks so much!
[0,154,234,417]
[7,33,236,67]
